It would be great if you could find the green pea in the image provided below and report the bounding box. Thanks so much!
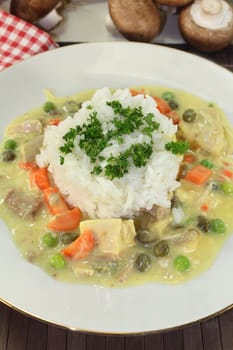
[43,101,56,113]
[4,139,17,150]
[199,159,214,169]
[174,255,190,272]
[162,91,175,102]
[220,182,233,195]
[50,253,65,269]
[168,100,179,110]
[210,218,226,234]
[182,109,196,122]
[42,233,58,247]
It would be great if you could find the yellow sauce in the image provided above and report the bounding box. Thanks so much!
[0,86,233,288]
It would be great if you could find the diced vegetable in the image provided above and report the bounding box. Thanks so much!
[43,101,56,113]
[153,96,171,115]
[183,152,196,163]
[199,159,214,169]
[4,139,17,150]
[200,204,209,212]
[185,164,212,185]
[42,233,59,247]
[47,207,81,232]
[62,230,95,260]
[174,255,190,272]
[32,167,50,190]
[219,182,233,194]
[166,111,180,125]
[210,218,226,234]
[222,169,233,178]
[50,253,66,269]
[47,118,62,126]
[43,187,69,215]
[130,88,145,96]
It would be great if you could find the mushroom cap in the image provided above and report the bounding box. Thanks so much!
[108,0,162,42]
[179,4,233,52]
[10,0,62,23]
[156,0,193,7]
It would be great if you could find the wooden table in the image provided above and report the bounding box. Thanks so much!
[1,43,233,350]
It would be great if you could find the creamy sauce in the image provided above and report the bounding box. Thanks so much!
[1,86,233,288]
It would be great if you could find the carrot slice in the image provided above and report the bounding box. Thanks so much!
[62,230,95,260]
[166,111,180,125]
[200,204,209,212]
[222,169,233,178]
[153,96,171,115]
[185,164,212,185]
[43,187,69,215]
[47,118,62,126]
[47,207,81,232]
[130,88,145,96]
[32,167,50,190]
[19,162,38,171]
[183,153,196,163]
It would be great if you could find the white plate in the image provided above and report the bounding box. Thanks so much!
[0,42,233,334]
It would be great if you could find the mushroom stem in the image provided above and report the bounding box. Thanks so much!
[36,8,63,31]
[201,0,222,15]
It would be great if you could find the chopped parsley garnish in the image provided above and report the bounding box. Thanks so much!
[59,99,186,180]
[165,141,189,155]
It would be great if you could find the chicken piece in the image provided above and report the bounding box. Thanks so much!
[4,189,42,220]
[20,135,43,162]
[79,219,136,259]
[143,205,170,220]
[179,107,225,156]
[7,120,43,137]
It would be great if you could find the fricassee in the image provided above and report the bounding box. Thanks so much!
[1,86,233,287]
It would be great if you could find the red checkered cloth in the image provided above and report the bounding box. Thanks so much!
[0,9,58,71]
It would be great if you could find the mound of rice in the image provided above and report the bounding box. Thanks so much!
[36,87,182,218]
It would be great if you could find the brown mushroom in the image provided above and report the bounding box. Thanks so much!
[108,0,164,42]
[156,0,193,6]
[179,0,233,52]
[10,0,63,23]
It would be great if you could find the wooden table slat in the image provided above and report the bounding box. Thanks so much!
[219,309,233,350]
[26,318,47,350]
[163,330,184,350]
[183,323,203,350]
[106,336,125,350]
[201,318,223,350]
[66,331,86,350]
[144,333,164,350]
[47,325,67,350]
[6,310,28,350]
[0,303,11,350]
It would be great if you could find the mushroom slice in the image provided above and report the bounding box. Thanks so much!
[156,0,192,6]
[179,0,233,52]
[10,0,63,23]
[108,0,162,42]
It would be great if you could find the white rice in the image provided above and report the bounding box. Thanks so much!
[36,87,182,218]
